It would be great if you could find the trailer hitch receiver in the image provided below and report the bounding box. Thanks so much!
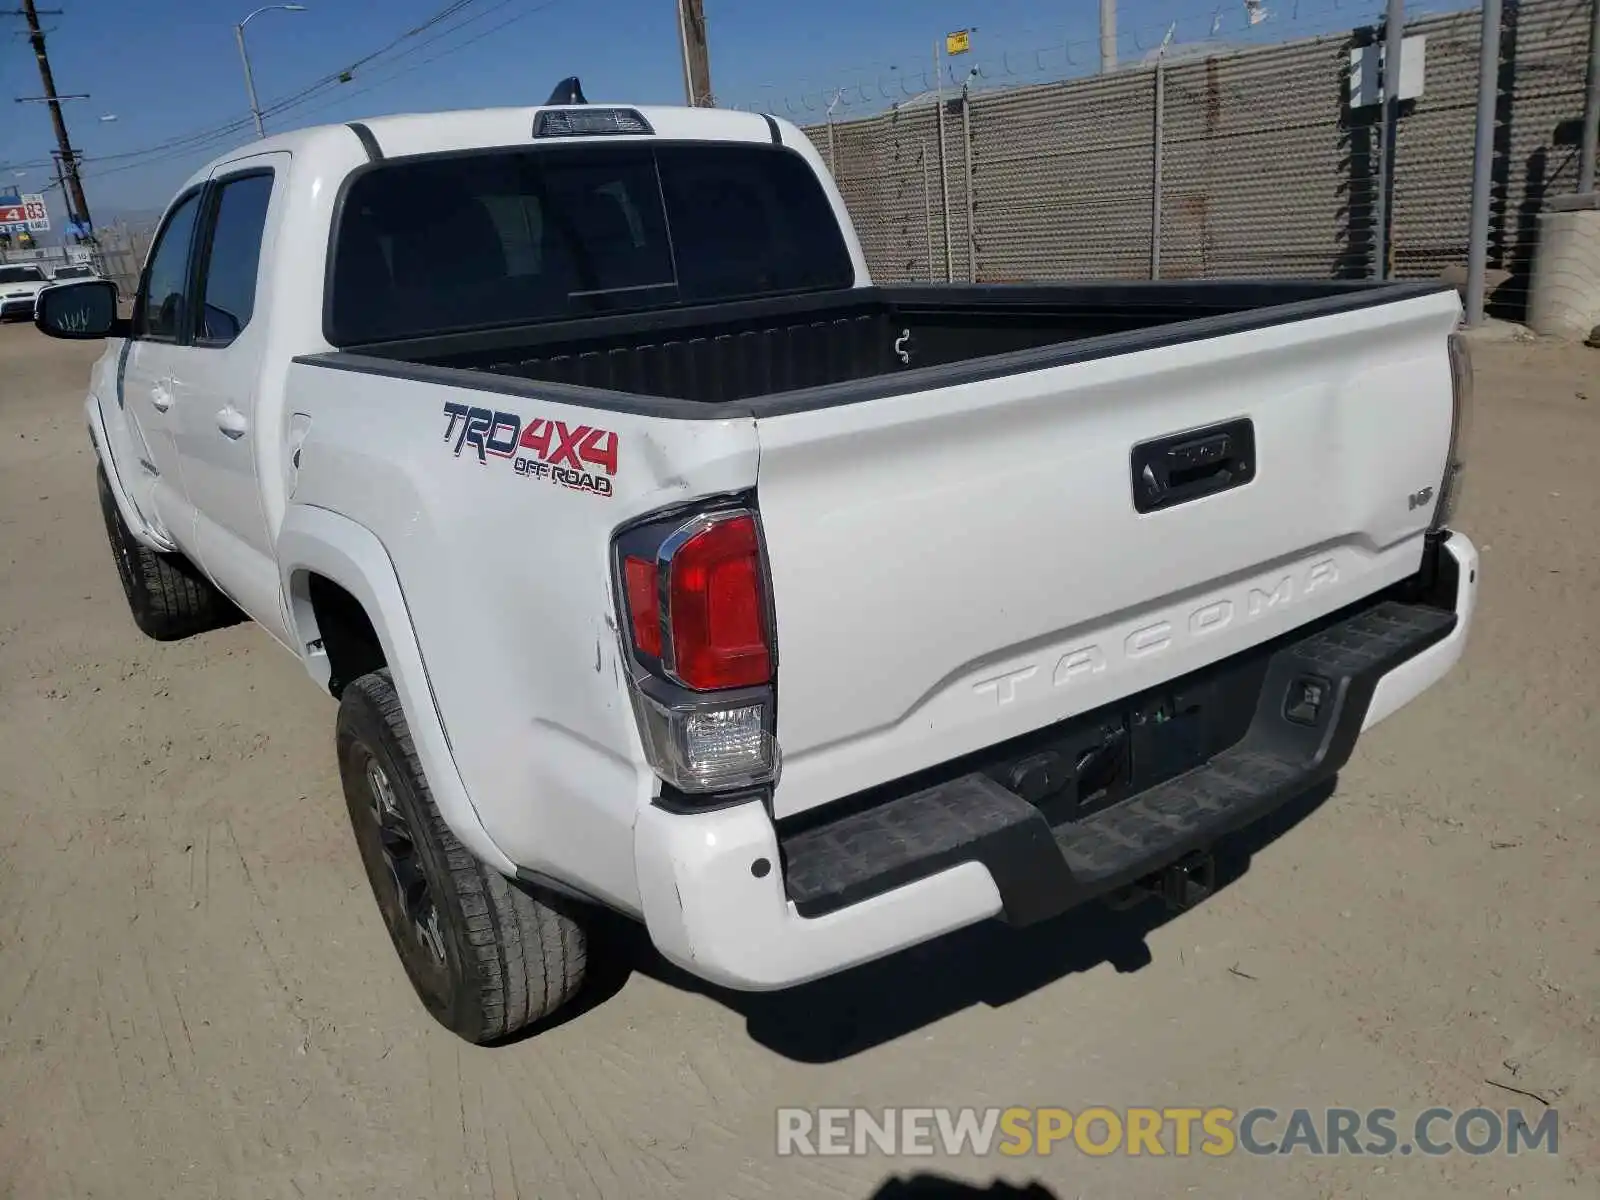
[1158,851,1216,911]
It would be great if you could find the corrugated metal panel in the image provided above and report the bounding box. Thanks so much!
[830,107,945,283]
[971,73,1154,281]
[800,0,1591,316]
[1160,36,1360,279]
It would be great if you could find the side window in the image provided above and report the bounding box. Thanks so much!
[134,192,202,341]
[196,173,274,347]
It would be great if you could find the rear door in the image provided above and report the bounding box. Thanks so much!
[167,158,288,644]
[118,188,205,548]
[752,289,1462,817]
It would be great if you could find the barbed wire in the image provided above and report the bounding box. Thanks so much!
[0,0,1486,191]
[725,0,1473,119]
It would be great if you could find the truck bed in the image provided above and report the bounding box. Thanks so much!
[285,267,1464,832]
[317,280,1448,414]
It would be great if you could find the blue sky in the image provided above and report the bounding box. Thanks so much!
[1,0,1451,233]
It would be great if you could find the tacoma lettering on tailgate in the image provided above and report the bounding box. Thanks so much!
[973,557,1340,709]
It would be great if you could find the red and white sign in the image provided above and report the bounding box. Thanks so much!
[0,194,49,234]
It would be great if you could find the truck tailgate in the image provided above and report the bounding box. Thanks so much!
[754,289,1461,818]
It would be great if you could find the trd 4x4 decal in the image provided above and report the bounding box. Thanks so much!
[441,402,618,497]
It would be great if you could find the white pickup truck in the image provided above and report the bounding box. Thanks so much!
[38,89,1477,1044]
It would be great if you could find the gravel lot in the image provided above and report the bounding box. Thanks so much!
[0,320,1594,1199]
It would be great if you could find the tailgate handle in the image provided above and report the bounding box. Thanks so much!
[1132,418,1255,514]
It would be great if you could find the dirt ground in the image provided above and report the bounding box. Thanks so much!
[0,321,1594,1200]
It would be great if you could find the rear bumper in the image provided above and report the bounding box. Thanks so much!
[634,532,1477,990]
[0,297,36,319]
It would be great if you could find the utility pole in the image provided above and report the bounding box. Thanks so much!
[1099,0,1117,73]
[934,38,952,282]
[1579,0,1598,193]
[9,0,93,234]
[676,0,713,106]
[1371,0,1405,279]
[1465,0,1504,325]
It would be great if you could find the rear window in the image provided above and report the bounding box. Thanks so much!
[0,266,46,284]
[52,265,93,279]
[327,142,854,345]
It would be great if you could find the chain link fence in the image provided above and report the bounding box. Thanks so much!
[803,0,1595,319]
[90,223,157,297]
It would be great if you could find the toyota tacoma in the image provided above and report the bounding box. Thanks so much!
[37,85,1477,1043]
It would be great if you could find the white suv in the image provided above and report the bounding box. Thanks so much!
[0,264,51,321]
[49,263,100,282]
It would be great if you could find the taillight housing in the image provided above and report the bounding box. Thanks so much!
[613,501,779,795]
[1434,332,1475,529]
[623,555,662,658]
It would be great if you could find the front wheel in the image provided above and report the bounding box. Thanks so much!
[96,465,237,641]
[335,669,590,1042]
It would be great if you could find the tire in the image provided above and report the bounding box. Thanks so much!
[96,464,237,641]
[335,669,589,1043]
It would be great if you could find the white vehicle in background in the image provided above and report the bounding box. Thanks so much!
[36,82,1477,1044]
[0,263,51,321]
[49,262,100,282]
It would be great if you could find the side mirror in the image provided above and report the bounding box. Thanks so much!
[35,278,124,340]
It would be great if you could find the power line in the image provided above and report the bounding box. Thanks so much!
[76,0,567,185]
[330,0,481,79]
[81,0,490,167]
[277,0,562,127]
[40,0,504,184]
[259,0,531,121]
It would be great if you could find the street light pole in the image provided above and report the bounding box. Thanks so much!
[235,23,265,139]
[1099,0,1117,73]
[234,5,306,139]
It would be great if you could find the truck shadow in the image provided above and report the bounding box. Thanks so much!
[567,777,1338,1061]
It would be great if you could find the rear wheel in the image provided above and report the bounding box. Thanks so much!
[96,465,237,641]
[335,669,589,1042]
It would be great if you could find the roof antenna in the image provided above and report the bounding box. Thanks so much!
[546,76,587,105]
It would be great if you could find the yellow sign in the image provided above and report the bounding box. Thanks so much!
[946,30,971,55]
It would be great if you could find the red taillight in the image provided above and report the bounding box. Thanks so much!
[669,514,771,690]
[623,555,661,657]
[618,510,773,692]
[615,505,778,792]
